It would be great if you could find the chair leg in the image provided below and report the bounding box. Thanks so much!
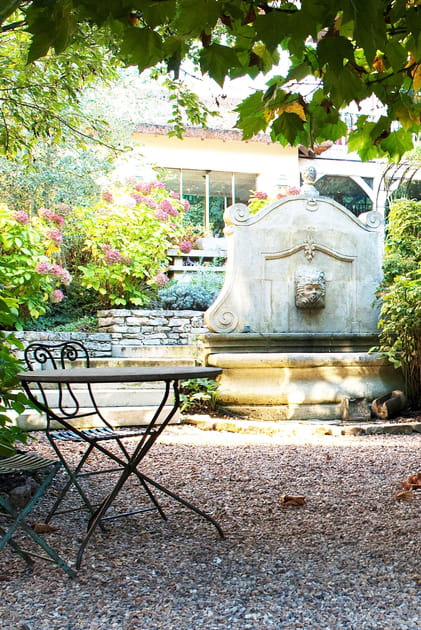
[0,524,34,565]
[45,439,102,524]
[0,463,76,577]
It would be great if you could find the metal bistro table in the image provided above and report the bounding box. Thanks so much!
[19,364,223,570]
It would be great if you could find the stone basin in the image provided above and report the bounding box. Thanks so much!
[200,334,403,421]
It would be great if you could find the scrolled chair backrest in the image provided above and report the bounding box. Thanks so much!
[24,340,90,371]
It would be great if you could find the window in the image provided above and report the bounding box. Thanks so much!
[158,168,257,235]
[314,175,373,217]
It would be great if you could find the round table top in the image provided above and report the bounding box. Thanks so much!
[19,365,222,384]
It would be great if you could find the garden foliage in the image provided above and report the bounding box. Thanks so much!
[0,203,71,322]
[0,297,31,454]
[377,199,421,408]
[157,283,216,311]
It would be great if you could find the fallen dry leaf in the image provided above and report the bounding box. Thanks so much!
[280,494,306,506]
[408,472,421,488]
[400,472,421,491]
[31,522,59,533]
[394,489,414,502]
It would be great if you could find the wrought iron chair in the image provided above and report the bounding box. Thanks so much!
[23,341,169,527]
[0,452,75,576]
[21,341,224,569]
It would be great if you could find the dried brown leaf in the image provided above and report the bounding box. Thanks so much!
[280,494,306,506]
[400,472,421,491]
[31,522,59,533]
[394,489,414,502]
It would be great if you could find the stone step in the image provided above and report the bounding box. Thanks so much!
[17,350,196,431]
[25,386,172,407]
[184,415,421,437]
[89,356,197,367]
[17,406,180,432]
[111,344,197,359]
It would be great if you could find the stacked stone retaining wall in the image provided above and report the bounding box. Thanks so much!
[12,310,206,358]
[97,309,206,348]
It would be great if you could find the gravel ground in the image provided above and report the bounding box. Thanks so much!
[1,425,420,630]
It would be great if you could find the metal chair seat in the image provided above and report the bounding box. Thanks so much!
[51,427,152,442]
[0,451,57,474]
[0,452,75,576]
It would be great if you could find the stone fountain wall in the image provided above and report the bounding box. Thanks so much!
[205,194,383,336]
[200,178,402,421]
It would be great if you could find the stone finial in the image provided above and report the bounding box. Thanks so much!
[301,164,320,198]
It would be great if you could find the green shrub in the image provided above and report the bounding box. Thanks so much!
[179,378,219,414]
[156,283,216,311]
[0,203,71,323]
[0,296,32,454]
[23,281,100,331]
[376,199,421,408]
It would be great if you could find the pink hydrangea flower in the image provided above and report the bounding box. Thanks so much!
[102,191,113,203]
[143,197,158,209]
[179,240,192,253]
[182,198,190,211]
[38,207,51,218]
[160,199,178,217]
[60,269,72,285]
[49,264,72,285]
[277,186,301,199]
[13,211,30,224]
[51,213,65,227]
[134,182,152,195]
[131,193,144,204]
[170,191,180,199]
[154,208,169,221]
[46,228,63,244]
[50,289,64,303]
[38,207,65,226]
[101,244,122,265]
[35,260,51,274]
[155,272,169,286]
[150,180,165,190]
[36,260,71,285]
[252,191,268,200]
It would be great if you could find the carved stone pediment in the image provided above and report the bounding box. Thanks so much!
[205,195,383,335]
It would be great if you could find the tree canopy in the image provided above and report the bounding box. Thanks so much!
[1,1,421,162]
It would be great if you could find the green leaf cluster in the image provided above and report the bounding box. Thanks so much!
[1,1,420,162]
[179,378,219,414]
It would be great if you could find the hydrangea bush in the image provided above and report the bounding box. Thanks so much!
[0,203,71,322]
[76,179,191,306]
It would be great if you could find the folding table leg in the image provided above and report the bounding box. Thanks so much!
[140,473,225,539]
[74,379,224,569]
